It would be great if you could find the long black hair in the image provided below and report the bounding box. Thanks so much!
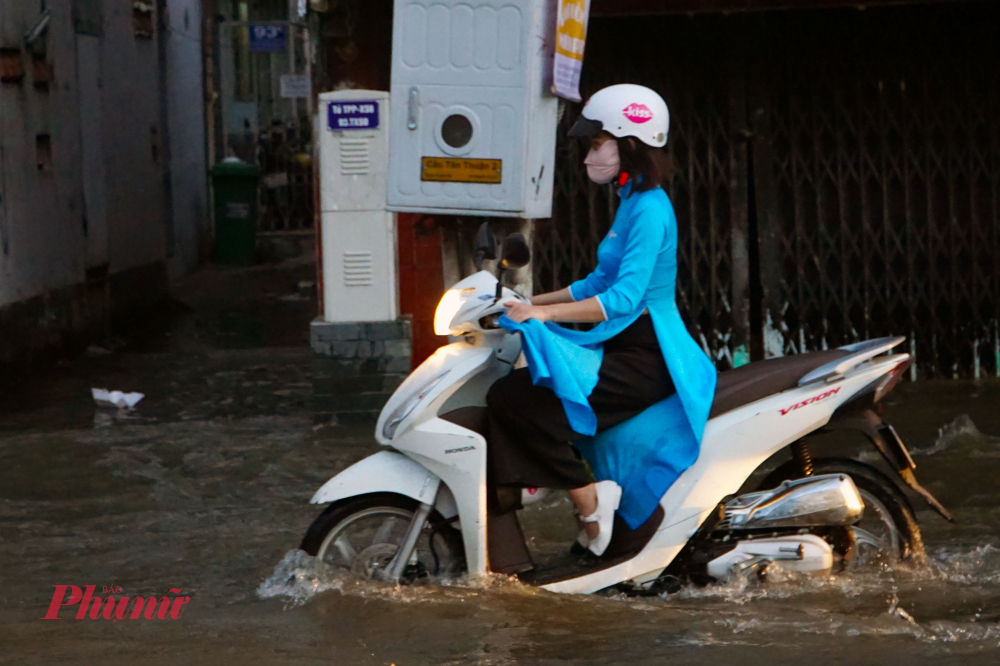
[617,136,675,193]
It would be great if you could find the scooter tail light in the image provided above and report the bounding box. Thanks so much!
[873,359,909,404]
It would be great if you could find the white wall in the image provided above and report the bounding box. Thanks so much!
[99,0,168,275]
[0,0,207,311]
[0,1,87,308]
[165,0,209,280]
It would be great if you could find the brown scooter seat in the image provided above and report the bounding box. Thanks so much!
[709,349,851,418]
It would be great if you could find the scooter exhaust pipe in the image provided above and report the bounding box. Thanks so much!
[718,474,865,531]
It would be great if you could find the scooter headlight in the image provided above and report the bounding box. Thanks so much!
[434,288,474,336]
[382,371,449,440]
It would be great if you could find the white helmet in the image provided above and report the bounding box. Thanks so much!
[568,84,669,148]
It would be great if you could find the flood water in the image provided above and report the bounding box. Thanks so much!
[2,262,999,665]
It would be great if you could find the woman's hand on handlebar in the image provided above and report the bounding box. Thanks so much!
[506,297,607,324]
[504,301,551,324]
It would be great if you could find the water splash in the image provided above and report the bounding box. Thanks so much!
[930,544,1000,586]
[257,545,1000,647]
[910,414,982,456]
[888,593,918,624]
[922,620,1000,643]
[257,549,545,608]
[256,549,346,607]
[670,558,916,605]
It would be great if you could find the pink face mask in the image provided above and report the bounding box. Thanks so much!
[584,139,620,184]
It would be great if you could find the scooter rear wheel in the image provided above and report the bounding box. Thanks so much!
[300,493,465,583]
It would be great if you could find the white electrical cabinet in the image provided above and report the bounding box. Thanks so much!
[317,90,398,323]
[387,0,558,218]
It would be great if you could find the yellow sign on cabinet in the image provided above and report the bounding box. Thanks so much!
[420,157,502,184]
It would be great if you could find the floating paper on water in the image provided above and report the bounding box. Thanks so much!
[92,388,144,409]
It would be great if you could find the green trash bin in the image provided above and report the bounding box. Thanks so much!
[212,159,260,265]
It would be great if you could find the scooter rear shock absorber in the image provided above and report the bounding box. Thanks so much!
[792,441,814,476]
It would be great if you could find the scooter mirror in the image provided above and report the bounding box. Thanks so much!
[499,233,531,270]
[473,222,497,269]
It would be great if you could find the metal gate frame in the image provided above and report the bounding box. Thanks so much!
[538,2,1000,379]
[749,5,1000,378]
[535,14,750,368]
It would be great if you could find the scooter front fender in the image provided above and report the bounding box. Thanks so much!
[310,450,458,519]
[376,342,496,446]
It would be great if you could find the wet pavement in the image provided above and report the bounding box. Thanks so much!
[2,259,999,665]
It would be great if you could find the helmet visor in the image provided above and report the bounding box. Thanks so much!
[567,115,604,138]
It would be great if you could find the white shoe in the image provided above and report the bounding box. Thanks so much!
[577,480,622,557]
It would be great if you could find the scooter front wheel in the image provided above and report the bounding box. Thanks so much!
[300,493,465,583]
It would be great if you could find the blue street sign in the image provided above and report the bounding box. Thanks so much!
[249,24,286,52]
[327,100,380,131]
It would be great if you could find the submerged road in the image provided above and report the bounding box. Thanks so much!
[1,260,998,665]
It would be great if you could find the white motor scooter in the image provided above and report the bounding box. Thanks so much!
[300,232,951,595]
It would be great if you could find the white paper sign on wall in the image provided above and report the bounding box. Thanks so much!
[280,74,312,99]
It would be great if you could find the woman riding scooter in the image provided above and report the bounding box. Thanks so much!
[488,84,717,557]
